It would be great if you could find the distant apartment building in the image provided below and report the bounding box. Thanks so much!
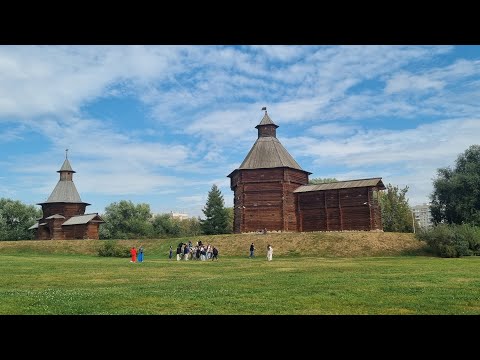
[411,204,433,229]
[170,211,189,220]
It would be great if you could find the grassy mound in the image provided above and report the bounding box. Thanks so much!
[0,231,427,258]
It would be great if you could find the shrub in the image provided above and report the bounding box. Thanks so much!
[98,240,130,258]
[416,224,480,257]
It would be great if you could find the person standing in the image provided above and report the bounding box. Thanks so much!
[138,245,144,262]
[169,245,173,260]
[266,244,273,261]
[249,243,255,258]
[130,246,137,263]
[212,246,219,261]
[176,244,182,261]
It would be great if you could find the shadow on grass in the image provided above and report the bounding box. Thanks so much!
[399,245,434,257]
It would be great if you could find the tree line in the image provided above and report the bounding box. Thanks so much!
[1,145,479,242]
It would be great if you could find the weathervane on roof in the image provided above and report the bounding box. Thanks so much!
[65,148,69,159]
[262,106,267,114]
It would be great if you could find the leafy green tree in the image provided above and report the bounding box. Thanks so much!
[179,216,202,237]
[150,213,202,238]
[0,198,42,240]
[151,213,180,237]
[201,184,229,235]
[100,200,153,239]
[309,177,338,184]
[430,145,480,225]
[378,184,414,232]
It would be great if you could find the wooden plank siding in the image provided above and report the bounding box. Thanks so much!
[36,203,101,240]
[296,186,383,232]
[41,203,86,219]
[230,168,308,233]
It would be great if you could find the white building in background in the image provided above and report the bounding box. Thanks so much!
[170,211,189,220]
[411,204,433,229]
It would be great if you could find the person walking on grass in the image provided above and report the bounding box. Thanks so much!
[212,246,219,261]
[249,243,255,258]
[267,244,273,261]
[130,246,137,263]
[138,245,144,262]
[169,245,173,260]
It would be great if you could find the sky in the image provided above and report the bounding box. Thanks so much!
[1,45,480,218]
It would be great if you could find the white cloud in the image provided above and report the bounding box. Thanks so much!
[1,45,478,216]
[310,123,358,136]
[385,73,446,94]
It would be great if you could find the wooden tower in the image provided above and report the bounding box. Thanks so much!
[30,151,104,240]
[228,109,311,233]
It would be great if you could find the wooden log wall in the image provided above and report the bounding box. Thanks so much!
[41,203,86,219]
[296,186,383,232]
[231,168,308,233]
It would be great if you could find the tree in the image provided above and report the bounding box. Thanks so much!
[378,184,414,232]
[201,184,229,235]
[309,177,338,184]
[0,198,42,240]
[150,213,202,238]
[430,145,480,225]
[100,200,153,239]
[225,207,234,234]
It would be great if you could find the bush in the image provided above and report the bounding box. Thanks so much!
[416,224,480,257]
[98,240,130,258]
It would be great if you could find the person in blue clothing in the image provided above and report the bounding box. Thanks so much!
[249,243,255,258]
[138,245,144,262]
[169,245,173,259]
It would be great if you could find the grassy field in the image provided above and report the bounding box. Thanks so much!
[1,252,479,314]
[1,232,478,315]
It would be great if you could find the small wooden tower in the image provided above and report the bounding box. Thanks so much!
[30,151,104,240]
[228,109,311,233]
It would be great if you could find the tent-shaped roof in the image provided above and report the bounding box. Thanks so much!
[255,112,278,128]
[238,137,304,170]
[58,158,75,172]
[229,111,310,176]
[43,181,85,203]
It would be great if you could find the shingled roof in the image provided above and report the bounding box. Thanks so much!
[294,178,386,193]
[62,213,104,226]
[44,180,83,203]
[239,136,304,170]
[255,112,278,128]
[229,111,309,175]
[38,157,89,205]
[58,158,75,172]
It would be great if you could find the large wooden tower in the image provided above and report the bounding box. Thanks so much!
[228,109,311,233]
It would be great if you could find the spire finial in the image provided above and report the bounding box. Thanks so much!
[261,106,267,114]
[65,148,69,159]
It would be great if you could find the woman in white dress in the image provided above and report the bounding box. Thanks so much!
[267,244,273,261]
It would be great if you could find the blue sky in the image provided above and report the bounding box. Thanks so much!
[1,45,479,218]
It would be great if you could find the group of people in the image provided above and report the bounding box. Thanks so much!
[130,245,144,263]
[249,243,273,261]
[129,241,273,263]
[174,241,219,261]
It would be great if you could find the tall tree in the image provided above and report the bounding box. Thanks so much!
[309,177,338,184]
[0,198,42,240]
[430,145,480,225]
[100,200,153,239]
[201,184,229,235]
[378,184,414,232]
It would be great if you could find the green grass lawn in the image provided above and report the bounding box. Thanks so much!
[1,253,479,314]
